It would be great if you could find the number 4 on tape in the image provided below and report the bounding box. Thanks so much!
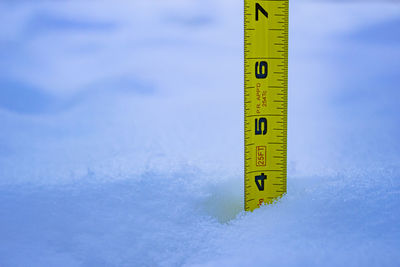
[255,173,267,191]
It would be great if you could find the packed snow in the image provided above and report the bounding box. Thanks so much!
[0,0,399,266]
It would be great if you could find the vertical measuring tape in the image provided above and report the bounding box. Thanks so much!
[244,0,288,211]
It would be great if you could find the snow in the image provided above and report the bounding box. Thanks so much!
[0,0,399,266]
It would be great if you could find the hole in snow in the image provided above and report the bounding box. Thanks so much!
[201,177,243,223]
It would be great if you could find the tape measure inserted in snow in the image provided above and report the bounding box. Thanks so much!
[244,0,288,211]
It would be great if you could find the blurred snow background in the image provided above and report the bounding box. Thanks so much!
[0,0,399,266]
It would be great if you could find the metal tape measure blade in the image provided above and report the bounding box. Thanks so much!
[244,0,288,211]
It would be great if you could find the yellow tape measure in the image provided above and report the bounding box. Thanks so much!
[244,0,288,211]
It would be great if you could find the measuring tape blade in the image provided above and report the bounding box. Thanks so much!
[244,0,288,211]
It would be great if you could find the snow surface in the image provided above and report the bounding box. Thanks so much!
[0,0,400,266]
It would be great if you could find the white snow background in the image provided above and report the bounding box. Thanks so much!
[0,0,399,266]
